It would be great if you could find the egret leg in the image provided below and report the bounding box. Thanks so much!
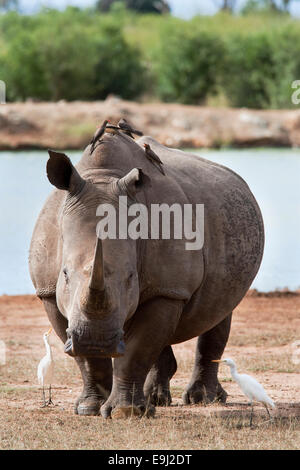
[263,403,272,422]
[249,402,254,427]
[41,386,47,408]
[47,385,54,406]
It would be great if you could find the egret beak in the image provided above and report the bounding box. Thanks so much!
[46,327,52,335]
[211,359,222,363]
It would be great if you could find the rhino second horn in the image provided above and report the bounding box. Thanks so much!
[89,237,105,292]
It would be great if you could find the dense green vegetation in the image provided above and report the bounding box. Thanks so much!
[96,0,170,14]
[1,7,300,108]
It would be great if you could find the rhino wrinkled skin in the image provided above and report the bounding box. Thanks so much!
[29,132,264,418]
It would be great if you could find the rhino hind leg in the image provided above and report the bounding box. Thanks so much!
[183,313,232,405]
[41,297,112,416]
[144,345,177,406]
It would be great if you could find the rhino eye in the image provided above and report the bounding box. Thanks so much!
[126,272,134,287]
[62,268,69,283]
[83,264,92,275]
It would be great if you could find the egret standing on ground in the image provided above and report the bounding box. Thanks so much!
[37,327,54,407]
[212,358,275,426]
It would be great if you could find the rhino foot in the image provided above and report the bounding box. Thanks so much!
[75,395,104,416]
[101,398,155,419]
[145,386,172,407]
[111,405,155,419]
[143,345,177,407]
[183,381,227,405]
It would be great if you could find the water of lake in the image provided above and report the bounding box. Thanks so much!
[0,148,299,295]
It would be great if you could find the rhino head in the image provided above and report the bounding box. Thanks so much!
[46,150,149,358]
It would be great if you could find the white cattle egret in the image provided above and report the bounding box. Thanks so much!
[212,358,275,426]
[37,327,54,407]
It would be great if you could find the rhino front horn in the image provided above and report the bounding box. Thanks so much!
[89,236,105,292]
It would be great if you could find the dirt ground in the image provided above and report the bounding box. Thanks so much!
[0,292,299,450]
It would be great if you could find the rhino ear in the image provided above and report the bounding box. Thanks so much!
[47,150,85,194]
[117,168,151,200]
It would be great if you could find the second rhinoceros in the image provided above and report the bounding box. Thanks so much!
[29,130,264,418]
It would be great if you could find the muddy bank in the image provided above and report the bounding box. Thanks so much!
[1,99,300,150]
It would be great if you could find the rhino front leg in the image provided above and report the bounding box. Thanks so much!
[74,357,112,416]
[101,297,183,419]
[183,313,232,405]
[144,345,177,406]
[41,297,112,415]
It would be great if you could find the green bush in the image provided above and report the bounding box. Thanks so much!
[91,24,147,100]
[97,0,170,14]
[0,9,147,101]
[1,9,300,108]
[223,28,300,109]
[0,19,97,101]
[223,33,276,109]
[155,29,225,104]
[268,27,300,108]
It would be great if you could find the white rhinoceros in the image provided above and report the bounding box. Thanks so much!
[29,131,264,418]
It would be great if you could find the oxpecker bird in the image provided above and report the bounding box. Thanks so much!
[118,118,143,139]
[90,120,109,154]
[144,143,165,175]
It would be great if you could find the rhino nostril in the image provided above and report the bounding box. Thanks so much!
[64,336,74,355]
[64,326,125,357]
[116,340,125,356]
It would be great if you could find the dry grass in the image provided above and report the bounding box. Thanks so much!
[0,293,299,450]
[0,407,299,450]
[228,330,298,348]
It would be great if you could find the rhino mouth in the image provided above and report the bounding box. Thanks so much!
[64,329,125,358]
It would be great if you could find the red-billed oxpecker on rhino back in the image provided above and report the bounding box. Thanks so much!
[29,123,264,418]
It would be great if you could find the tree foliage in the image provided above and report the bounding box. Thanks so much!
[156,30,224,104]
[0,9,147,101]
[97,0,170,13]
[1,9,300,108]
[223,33,276,108]
[0,0,18,11]
[242,0,294,14]
[213,0,237,12]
